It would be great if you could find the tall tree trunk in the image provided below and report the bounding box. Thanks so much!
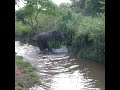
[30,15,34,31]
[34,11,40,31]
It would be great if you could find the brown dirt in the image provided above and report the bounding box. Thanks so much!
[15,65,25,77]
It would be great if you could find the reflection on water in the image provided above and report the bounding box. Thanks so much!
[15,41,105,90]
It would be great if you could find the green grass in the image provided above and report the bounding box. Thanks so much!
[48,40,62,48]
[15,55,41,90]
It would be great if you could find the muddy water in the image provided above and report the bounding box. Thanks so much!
[15,41,105,90]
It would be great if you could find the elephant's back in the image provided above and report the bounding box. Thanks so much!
[38,32,49,37]
[36,32,51,41]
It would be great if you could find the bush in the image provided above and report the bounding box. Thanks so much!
[71,14,105,63]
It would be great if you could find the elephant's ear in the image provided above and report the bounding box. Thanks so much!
[51,31,56,37]
[48,32,53,40]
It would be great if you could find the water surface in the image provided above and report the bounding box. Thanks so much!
[15,41,105,90]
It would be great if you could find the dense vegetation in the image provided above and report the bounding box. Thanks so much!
[15,0,105,64]
[15,55,41,90]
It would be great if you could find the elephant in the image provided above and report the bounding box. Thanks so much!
[36,31,64,52]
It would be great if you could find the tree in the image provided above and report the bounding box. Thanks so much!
[15,0,58,43]
[70,0,105,15]
[70,0,86,13]
[16,0,58,31]
[84,0,105,15]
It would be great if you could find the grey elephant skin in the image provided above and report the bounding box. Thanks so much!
[36,31,64,52]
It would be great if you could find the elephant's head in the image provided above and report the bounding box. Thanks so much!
[51,31,64,42]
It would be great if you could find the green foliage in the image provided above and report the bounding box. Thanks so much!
[57,10,80,47]
[16,0,58,26]
[56,11,105,63]
[15,11,59,44]
[15,0,105,64]
[15,0,59,43]
[70,0,105,15]
[48,40,62,48]
[84,0,105,15]
[15,21,32,43]
[70,14,105,63]
[70,0,86,13]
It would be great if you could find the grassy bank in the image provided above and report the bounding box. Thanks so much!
[58,14,105,64]
[15,55,41,90]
